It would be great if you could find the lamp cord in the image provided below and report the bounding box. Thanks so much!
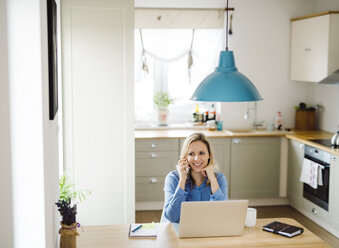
[225,0,229,51]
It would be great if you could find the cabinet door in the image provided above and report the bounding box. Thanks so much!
[287,140,304,209]
[62,0,134,225]
[230,137,280,199]
[329,155,339,230]
[290,15,329,82]
[135,139,179,203]
[208,138,231,183]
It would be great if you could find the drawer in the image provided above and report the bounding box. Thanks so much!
[136,138,179,152]
[136,176,165,202]
[135,151,177,176]
[302,198,329,222]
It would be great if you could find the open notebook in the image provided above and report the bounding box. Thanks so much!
[128,222,157,238]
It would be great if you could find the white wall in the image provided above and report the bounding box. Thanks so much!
[61,0,135,226]
[135,0,336,131]
[0,0,14,247]
[219,0,316,129]
[4,0,60,247]
[308,0,339,132]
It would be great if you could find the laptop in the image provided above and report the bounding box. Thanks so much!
[172,200,249,238]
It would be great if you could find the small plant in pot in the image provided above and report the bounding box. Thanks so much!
[153,90,173,126]
[56,174,91,248]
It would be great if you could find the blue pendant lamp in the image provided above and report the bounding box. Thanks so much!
[191,0,263,102]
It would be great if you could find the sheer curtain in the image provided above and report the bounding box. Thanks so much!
[135,28,223,124]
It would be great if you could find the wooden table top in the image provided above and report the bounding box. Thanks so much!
[77,218,330,247]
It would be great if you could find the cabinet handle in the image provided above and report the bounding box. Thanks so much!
[330,156,336,161]
[149,177,158,183]
[149,153,158,158]
[312,208,317,214]
[232,138,241,144]
[304,48,311,52]
[149,143,157,149]
[299,144,304,149]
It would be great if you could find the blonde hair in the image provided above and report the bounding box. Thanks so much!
[180,133,219,186]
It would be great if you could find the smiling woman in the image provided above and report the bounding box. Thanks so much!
[160,133,228,223]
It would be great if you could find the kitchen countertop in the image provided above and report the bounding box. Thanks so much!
[135,129,339,156]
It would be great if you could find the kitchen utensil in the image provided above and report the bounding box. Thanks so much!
[331,131,339,148]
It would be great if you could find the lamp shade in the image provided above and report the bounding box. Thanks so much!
[191,51,263,102]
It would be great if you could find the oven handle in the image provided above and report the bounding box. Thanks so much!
[304,154,330,168]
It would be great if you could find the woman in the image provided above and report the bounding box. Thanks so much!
[161,133,228,223]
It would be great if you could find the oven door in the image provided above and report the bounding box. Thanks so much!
[303,156,330,211]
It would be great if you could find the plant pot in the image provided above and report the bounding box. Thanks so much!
[59,222,79,248]
[156,108,168,126]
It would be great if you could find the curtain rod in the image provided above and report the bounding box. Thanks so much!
[135,7,234,11]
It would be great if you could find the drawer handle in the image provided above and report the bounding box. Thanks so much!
[312,208,317,214]
[149,143,157,149]
[150,153,158,158]
[150,177,158,183]
[299,144,304,149]
[232,138,241,144]
[330,156,336,161]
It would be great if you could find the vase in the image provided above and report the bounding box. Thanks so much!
[59,222,80,248]
[156,108,168,126]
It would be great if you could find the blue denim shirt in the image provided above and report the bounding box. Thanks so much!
[161,170,228,223]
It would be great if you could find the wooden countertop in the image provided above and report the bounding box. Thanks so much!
[77,218,330,248]
[135,129,339,156]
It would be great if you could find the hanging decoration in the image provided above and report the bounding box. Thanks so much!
[139,29,149,74]
[228,14,233,35]
[188,29,195,84]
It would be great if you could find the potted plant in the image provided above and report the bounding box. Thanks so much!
[153,91,173,126]
[56,174,91,248]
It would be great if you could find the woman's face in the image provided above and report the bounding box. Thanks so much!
[186,141,210,173]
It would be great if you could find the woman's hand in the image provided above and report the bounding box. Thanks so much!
[202,164,219,194]
[201,163,215,179]
[176,159,190,180]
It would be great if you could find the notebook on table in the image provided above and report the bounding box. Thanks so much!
[172,200,249,238]
[128,222,157,238]
[263,221,304,238]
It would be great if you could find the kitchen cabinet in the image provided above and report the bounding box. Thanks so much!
[287,139,304,209]
[329,155,339,230]
[135,139,179,202]
[230,137,280,199]
[290,12,339,82]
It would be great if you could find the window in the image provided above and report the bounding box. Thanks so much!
[134,28,223,125]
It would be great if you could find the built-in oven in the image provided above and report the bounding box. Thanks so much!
[303,145,331,211]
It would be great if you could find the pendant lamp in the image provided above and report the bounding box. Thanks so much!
[191,0,263,102]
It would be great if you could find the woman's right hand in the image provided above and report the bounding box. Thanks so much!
[176,159,190,180]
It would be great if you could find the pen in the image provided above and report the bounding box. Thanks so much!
[132,224,142,232]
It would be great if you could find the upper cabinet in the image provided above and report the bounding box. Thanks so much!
[290,11,339,82]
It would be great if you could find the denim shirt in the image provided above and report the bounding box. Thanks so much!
[161,170,228,223]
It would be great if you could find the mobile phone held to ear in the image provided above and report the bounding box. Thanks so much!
[185,159,190,174]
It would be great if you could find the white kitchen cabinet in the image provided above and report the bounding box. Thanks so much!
[290,12,339,82]
[61,0,134,225]
[135,139,179,202]
[230,137,280,199]
[287,139,304,209]
[329,155,339,230]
